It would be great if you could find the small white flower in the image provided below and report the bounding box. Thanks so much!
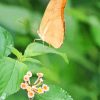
[27,71,32,77]
[20,83,28,89]
[26,86,32,92]
[37,87,44,94]
[37,73,44,78]
[32,86,37,90]
[28,91,35,98]
[42,84,49,92]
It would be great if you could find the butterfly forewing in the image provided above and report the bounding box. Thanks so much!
[38,0,66,48]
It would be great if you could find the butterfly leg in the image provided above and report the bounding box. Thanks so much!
[34,39,45,47]
[48,43,51,47]
[34,39,42,42]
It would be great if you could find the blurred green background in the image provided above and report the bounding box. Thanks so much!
[0,0,100,100]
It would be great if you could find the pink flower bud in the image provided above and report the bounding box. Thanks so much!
[24,75,30,82]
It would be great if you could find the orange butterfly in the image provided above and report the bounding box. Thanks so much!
[37,0,67,48]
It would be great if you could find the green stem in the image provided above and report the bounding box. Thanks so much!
[9,46,24,61]
[29,98,33,100]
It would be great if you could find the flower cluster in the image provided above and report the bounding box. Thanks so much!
[20,71,49,99]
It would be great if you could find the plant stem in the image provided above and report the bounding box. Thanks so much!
[29,98,33,100]
[9,46,24,61]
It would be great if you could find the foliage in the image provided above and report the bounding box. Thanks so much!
[0,27,72,100]
[0,0,100,100]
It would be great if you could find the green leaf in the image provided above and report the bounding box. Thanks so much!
[24,43,68,63]
[0,4,32,34]
[67,8,88,22]
[24,59,60,83]
[35,85,73,100]
[0,57,28,99]
[9,46,23,61]
[6,90,28,100]
[88,16,100,47]
[7,85,73,100]
[0,26,13,57]
[23,58,41,65]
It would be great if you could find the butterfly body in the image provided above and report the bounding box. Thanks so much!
[38,0,66,48]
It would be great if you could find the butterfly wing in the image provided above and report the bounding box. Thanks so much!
[38,0,66,48]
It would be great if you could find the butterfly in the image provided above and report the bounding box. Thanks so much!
[37,0,67,48]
